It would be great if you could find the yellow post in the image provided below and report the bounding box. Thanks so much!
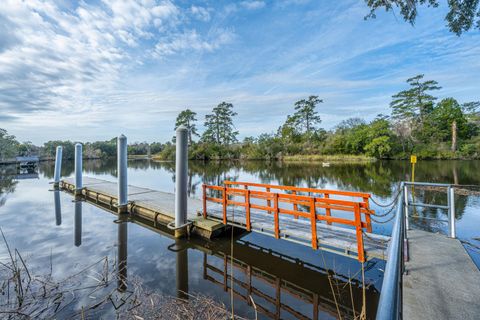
[410,155,417,215]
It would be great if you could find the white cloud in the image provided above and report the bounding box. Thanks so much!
[240,1,266,10]
[190,5,211,22]
[152,28,235,58]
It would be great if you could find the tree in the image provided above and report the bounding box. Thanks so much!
[202,102,238,145]
[429,98,468,151]
[175,109,199,145]
[390,74,441,129]
[0,128,19,160]
[364,0,480,35]
[293,95,323,135]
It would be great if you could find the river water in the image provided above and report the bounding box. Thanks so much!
[1,159,479,319]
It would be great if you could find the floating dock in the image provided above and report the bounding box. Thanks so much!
[60,176,390,261]
[60,177,225,238]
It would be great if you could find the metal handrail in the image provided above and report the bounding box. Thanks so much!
[376,181,457,319]
[376,182,405,320]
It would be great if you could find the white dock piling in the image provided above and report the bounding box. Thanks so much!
[117,135,128,214]
[174,126,188,237]
[448,186,456,238]
[53,146,63,187]
[75,143,83,196]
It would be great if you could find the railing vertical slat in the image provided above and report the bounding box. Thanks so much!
[310,198,318,249]
[325,193,331,225]
[354,203,365,263]
[202,184,207,218]
[246,190,251,231]
[363,196,372,233]
[222,186,227,224]
[274,193,279,238]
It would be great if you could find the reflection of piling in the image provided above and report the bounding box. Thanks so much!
[75,143,83,196]
[54,190,62,226]
[118,219,128,292]
[176,239,189,299]
[53,146,63,188]
[174,126,188,238]
[74,200,82,247]
[117,135,128,214]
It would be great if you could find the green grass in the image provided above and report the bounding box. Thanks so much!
[282,154,376,162]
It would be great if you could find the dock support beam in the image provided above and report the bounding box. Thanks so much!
[53,146,63,188]
[175,126,188,238]
[75,143,83,197]
[117,134,128,214]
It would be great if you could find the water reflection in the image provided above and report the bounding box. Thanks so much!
[54,190,62,226]
[74,200,82,247]
[117,216,128,292]
[175,239,189,299]
[0,166,17,207]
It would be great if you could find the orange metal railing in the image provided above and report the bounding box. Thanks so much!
[202,181,375,262]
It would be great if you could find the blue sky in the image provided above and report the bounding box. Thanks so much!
[0,0,479,144]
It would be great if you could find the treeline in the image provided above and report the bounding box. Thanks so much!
[0,133,163,161]
[156,74,480,160]
[1,74,479,162]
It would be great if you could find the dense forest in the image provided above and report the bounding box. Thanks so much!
[1,74,479,162]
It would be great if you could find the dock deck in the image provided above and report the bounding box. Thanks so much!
[61,176,390,261]
[403,229,480,320]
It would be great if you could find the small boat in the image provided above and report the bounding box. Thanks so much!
[322,162,330,167]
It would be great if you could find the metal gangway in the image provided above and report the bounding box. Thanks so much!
[376,182,460,320]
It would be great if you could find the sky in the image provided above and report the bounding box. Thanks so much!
[0,0,479,145]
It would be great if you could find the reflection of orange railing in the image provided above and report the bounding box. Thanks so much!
[202,181,374,262]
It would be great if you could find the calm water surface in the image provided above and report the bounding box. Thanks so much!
[1,159,479,319]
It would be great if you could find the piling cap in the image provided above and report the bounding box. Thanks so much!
[56,146,63,151]
[176,125,188,132]
[75,143,82,148]
[118,134,127,140]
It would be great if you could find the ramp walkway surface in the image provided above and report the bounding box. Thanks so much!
[403,229,480,320]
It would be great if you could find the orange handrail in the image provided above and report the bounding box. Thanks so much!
[202,182,373,262]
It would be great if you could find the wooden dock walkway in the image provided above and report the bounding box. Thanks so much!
[403,229,480,320]
[60,176,390,261]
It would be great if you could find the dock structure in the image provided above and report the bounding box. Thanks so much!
[60,177,223,237]
[60,177,390,262]
[403,229,480,320]
[376,181,480,320]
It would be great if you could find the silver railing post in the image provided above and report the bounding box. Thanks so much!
[448,186,456,238]
[174,126,188,237]
[117,134,128,214]
[404,184,409,230]
[74,143,83,196]
[53,146,63,188]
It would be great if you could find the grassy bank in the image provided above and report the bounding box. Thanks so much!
[282,154,376,163]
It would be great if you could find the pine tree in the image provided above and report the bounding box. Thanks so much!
[174,109,199,145]
[202,102,238,145]
[293,95,323,135]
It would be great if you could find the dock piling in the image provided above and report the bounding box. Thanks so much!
[117,135,128,214]
[53,146,63,188]
[174,126,188,237]
[448,186,456,238]
[75,143,83,196]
